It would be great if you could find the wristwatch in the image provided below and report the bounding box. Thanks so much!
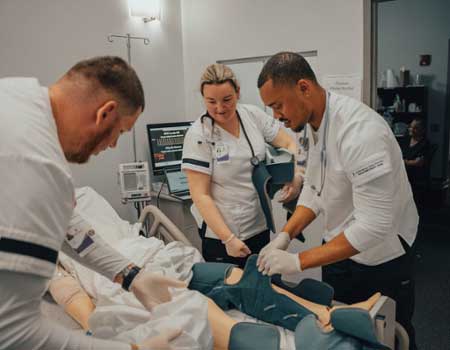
[121,265,141,291]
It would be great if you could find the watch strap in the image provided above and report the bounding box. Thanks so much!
[122,266,141,291]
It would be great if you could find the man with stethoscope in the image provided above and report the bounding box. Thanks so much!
[256,52,418,350]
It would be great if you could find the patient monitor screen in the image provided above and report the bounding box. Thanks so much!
[147,122,192,176]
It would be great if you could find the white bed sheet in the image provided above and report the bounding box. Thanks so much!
[58,187,296,349]
[59,187,211,349]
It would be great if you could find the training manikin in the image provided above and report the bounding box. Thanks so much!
[50,254,387,350]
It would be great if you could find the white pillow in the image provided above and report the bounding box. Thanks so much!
[74,186,141,243]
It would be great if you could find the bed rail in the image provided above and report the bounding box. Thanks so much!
[138,205,193,246]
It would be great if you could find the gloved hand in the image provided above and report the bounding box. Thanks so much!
[135,328,182,350]
[278,173,303,203]
[257,231,291,268]
[258,249,302,276]
[130,271,187,311]
[224,235,251,258]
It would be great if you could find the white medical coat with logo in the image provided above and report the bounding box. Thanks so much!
[298,92,418,266]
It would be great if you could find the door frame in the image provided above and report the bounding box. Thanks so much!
[363,0,396,107]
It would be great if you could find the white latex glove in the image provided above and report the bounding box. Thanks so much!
[136,328,182,350]
[259,249,302,276]
[225,235,251,258]
[278,173,303,203]
[257,231,291,268]
[130,271,187,311]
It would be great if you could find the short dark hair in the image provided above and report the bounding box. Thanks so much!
[257,52,317,88]
[412,117,426,133]
[68,56,145,113]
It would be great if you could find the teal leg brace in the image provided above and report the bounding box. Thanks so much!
[189,255,313,331]
[228,322,280,350]
[294,307,391,350]
[294,315,364,350]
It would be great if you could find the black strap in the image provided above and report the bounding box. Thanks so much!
[199,221,207,240]
[122,266,141,291]
[182,158,210,168]
[237,111,256,159]
[0,237,58,264]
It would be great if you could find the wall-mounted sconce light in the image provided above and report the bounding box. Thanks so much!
[128,0,161,23]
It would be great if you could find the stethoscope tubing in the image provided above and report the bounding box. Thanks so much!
[304,91,330,197]
[200,110,258,167]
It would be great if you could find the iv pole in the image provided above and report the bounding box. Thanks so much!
[107,33,149,162]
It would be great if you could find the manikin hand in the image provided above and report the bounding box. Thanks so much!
[257,231,291,268]
[278,173,303,203]
[259,249,302,276]
[136,328,183,350]
[225,236,251,258]
[130,271,187,311]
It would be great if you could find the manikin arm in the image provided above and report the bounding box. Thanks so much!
[0,270,130,350]
[49,265,95,331]
[48,266,181,350]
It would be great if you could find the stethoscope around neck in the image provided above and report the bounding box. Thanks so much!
[200,110,259,167]
[306,91,330,197]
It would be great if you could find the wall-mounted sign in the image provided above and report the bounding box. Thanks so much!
[323,74,362,101]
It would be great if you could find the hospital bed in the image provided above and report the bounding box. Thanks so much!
[42,187,409,350]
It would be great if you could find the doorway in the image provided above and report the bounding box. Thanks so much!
[366,1,450,349]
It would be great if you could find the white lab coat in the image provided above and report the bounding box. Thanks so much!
[182,104,280,240]
[298,92,418,266]
[0,78,74,278]
[0,78,134,350]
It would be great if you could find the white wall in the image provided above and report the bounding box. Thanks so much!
[180,0,365,280]
[378,0,450,178]
[0,0,366,228]
[0,0,186,221]
[181,0,365,120]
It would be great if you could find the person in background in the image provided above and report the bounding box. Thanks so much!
[182,63,302,268]
[402,117,431,185]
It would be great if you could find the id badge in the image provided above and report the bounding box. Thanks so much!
[66,215,96,257]
[214,142,230,163]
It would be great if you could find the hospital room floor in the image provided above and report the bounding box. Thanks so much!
[413,195,450,350]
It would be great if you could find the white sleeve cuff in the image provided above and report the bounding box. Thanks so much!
[265,120,281,143]
[181,162,212,175]
[344,223,385,253]
[297,186,321,216]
